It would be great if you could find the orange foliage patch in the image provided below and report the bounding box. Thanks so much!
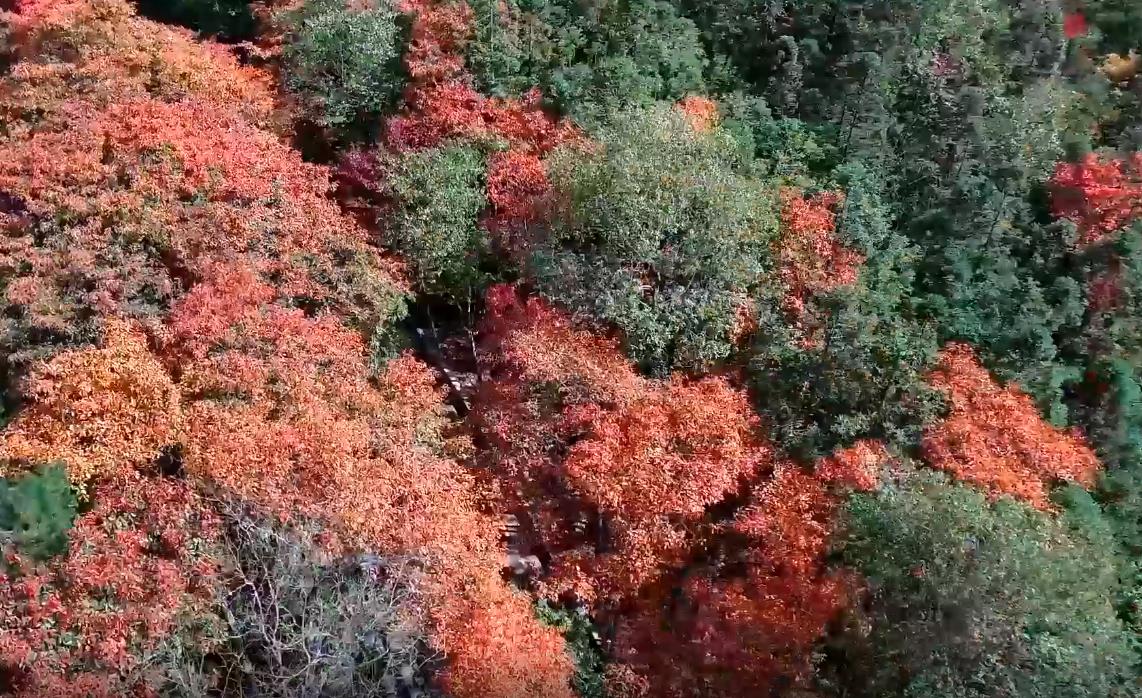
[1051,153,1142,247]
[922,343,1101,508]
[172,268,479,560]
[382,0,577,155]
[1102,51,1142,83]
[483,149,552,250]
[3,0,272,124]
[676,95,719,132]
[816,438,887,491]
[386,81,576,153]
[729,300,761,346]
[552,376,771,602]
[343,0,578,324]
[473,287,889,694]
[777,188,864,327]
[0,321,180,484]
[397,0,473,82]
[0,95,403,337]
[434,575,577,698]
[612,447,882,697]
[565,378,767,520]
[474,286,776,606]
[481,284,641,405]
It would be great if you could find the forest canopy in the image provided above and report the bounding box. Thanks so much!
[0,0,1141,696]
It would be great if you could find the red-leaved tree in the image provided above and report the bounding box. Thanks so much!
[0,473,219,698]
[922,343,1101,508]
[473,287,773,605]
[610,441,885,697]
[1052,153,1142,247]
[777,188,864,332]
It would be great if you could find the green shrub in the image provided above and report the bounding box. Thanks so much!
[0,463,77,563]
[747,161,944,459]
[750,290,942,461]
[717,92,841,181]
[1082,0,1142,54]
[821,472,1139,698]
[386,144,492,302]
[536,601,607,698]
[536,104,779,375]
[281,0,406,141]
[466,0,708,122]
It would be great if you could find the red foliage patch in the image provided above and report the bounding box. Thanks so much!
[470,285,883,695]
[483,149,552,250]
[777,188,864,329]
[474,286,773,603]
[397,0,472,82]
[922,343,1101,509]
[384,0,577,155]
[677,95,719,132]
[816,439,887,491]
[1064,12,1088,39]
[386,81,576,153]
[612,444,882,697]
[0,474,219,698]
[1051,153,1142,247]
[552,375,772,602]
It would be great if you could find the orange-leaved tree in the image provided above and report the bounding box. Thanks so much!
[777,187,864,331]
[0,320,180,484]
[384,0,576,154]
[922,342,1101,508]
[551,376,772,603]
[473,285,776,608]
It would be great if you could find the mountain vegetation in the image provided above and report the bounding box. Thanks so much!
[0,0,1140,695]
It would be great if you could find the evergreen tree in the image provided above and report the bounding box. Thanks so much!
[536,104,780,374]
[465,0,709,122]
[0,463,77,562]
[823,472,1139,698]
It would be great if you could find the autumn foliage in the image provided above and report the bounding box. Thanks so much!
[473,287,768,600]
[0,3,573,696]
[922,343,1101,508]
[551,376,772,602]
[3,0,273,120]
[0,321,180,484]
[387,81,577,153]
[170,268,573,696]
[777,188,863,324]
[676,95,719,132]
[397,0,472,82]
[2,0,1133,695]
[483,149,552,249]
[384,0,576,154]
[0,473,219,697]
[1052,153,1142,247]
[471,284,888,693]
[608,443,885,697]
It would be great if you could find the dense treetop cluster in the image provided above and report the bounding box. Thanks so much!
[1,0,1141,696]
